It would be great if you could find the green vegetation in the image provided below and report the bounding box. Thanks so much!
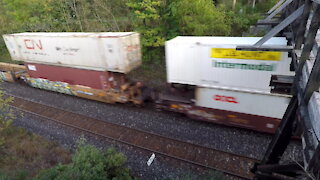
[0,0,277,64]
[0,1,280,175]
[127,0,166,63]
[169,0,230,36]
[0,89,14,147]
[35,140,134,180]
[0,127,71,180]
[0,88,71,179]
[0,0,278,86]
[178,171,226,180]
[1,129,135,180]
[0,85,134,180]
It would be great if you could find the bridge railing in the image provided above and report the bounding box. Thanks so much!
[236,0,320,179]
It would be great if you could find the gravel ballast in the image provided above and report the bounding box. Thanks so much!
[2,82,303,179]
[13,110,209,179]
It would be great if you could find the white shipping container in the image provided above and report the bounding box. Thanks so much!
[166,36,294,92]
[3,32,141,73]
[196,87,290,119]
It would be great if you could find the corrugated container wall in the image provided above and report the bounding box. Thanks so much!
[195,87,290,119]
[3,32,141,74]
[165,36,294,92]
[25,63,126,90]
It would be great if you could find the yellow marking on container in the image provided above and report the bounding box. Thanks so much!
[227,114,237,118]
[229,118,250,124]
[211,48,281,61]
[170,104,179,109]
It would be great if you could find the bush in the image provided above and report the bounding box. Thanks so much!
[35,140,133,180]
[0,169,29,180]
[176,170,226,180]
[0,88,14,148]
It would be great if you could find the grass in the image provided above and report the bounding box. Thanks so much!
[0,52,12,63]
[0,126,71,179]
[0,45,22,64]
[0,50,18,64]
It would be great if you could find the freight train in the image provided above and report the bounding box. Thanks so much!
[0,32,294,133]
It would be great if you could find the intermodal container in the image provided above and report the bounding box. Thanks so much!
[3,32,141,74]
[26,63,126,90]
[195,86,291,131]
[166,36,294,92]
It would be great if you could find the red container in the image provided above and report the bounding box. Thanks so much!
[26,63,126,89]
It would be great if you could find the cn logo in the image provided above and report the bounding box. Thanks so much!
[24,39,43,50]
[213,95,238,104]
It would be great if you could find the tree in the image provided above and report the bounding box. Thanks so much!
[127,0,166,63]
[169,0,231,36]
[0,0,278,64]
[127,0,232,63]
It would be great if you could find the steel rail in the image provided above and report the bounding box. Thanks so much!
[7,93,257,180]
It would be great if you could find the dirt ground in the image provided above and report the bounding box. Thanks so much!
[0,126,71,178]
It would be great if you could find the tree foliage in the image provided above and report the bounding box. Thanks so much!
[127,0,166,63]
[126,0,233,63]
[0,0,278,63]
[169,0,230,36]
[1,0,63,32]
[35,140,133,180]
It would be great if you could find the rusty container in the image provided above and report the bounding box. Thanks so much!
[26,63,126,90]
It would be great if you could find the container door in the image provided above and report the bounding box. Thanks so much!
[101,37,121,72]
[3,35,23,61]
[120,33,141,73]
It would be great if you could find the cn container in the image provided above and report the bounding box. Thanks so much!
[3,32,141,74]
[25,63,126,90]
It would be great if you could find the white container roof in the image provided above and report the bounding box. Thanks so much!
[6,32,136,38]
[167,36,287,46]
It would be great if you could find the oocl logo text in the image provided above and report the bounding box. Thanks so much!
[213,95,238,104]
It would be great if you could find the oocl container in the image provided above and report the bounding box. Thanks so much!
[195,86,290,119]
[3,32,141,74]
[194,86,291,133]
[165,36,294,92]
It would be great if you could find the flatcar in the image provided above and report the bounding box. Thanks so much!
[2,32,144,105]
[0,32,294,133]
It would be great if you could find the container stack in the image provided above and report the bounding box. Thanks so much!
[165,36,294,130]
[3,32,141,90]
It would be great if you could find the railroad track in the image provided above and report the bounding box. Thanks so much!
[8,94,258,179]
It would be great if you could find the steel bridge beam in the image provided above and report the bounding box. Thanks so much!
[252,1,320,179]
[254,5,304,48]
[265,0,294,21]
[267,0,287,15]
